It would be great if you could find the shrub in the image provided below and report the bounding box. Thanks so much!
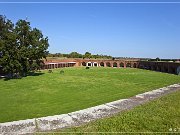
[48,70,53,73]
[60,70,64,74]
[86,67,90,69]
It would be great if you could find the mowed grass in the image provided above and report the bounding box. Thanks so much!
[0,67,180,123]
[63,90,180,134]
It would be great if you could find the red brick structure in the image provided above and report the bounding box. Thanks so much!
[1,58,179,75]
[43,58,180,75]
[138,61,180,75]
[74,58,139,68]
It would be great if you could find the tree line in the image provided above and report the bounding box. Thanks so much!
[0,15,49,78]
[47,52,112,59]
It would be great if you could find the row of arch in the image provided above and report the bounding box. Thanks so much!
[81,62,137,68]
[140,65,180,74]
[139,63,180,75]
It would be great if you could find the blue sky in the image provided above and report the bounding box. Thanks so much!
[0,0,180,58]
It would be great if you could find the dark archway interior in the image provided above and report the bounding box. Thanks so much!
[100,62,104,67]
[113,62,117,67]
[82,62,86,66]
[120,63,124,67]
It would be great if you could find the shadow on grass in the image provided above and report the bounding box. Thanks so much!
[27,72,44,77]
[1,72,44,81]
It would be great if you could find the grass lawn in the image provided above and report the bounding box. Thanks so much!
[63,90,180,134]
[0,67,180,123]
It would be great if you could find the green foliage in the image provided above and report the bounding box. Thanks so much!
[86,66,90,69]
[60,70,64,74]
[84,52,91,58]
[0,67,180,122]
[68,52,82,58]
[0,15,49,77]
[155,57,160,61]
[47,52,112,59]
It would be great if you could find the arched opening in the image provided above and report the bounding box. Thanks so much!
[106,62,111,67]
[133,63,137,68]
[100,62,104,67]
[93,62,98,67]
[113,62,117,67]
[82,62,86,66]
[120,62,124,67]
[126,63,131,68]
[87,62,92,67]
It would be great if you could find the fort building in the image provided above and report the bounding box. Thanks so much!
[43,58,180,75]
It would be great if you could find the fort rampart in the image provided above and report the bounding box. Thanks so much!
[43,58,180,75]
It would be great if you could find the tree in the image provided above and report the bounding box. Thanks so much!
[15,20,49,75]
[84,52,91,58]
[68,52,83,58]
[0,15,22,77]
[155,57,160,61]
[0,15,49,78]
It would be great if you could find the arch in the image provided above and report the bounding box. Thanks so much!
[82,62,86,66]
[106,62,111,67]
[113,62,117,67]
[87,62,92,67]
[93,62,98,67]
[177,66,180,75]
[100,62,104,67]
[120,62,124,67]
[126,63,131,68]
[133,63,137,68]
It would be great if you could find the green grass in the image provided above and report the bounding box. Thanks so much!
[63,90,180,134]
[0,67,180,123]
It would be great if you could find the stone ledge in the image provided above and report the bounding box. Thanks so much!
[0,119,36,135]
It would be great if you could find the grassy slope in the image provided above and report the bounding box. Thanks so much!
[0,67,180,122]
[63,90,180,134]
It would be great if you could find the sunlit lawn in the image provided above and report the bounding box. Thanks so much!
[0,67,180,123]
[63,90,180,134]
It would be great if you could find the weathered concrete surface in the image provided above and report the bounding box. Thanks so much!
[68,104,119,124]
[0,119,36,135]
[36,114,78,132]
[0,83,180,134]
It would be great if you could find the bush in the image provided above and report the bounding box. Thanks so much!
[48,70,53,73]
[60,70,64,74]
[86,67,90,69]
